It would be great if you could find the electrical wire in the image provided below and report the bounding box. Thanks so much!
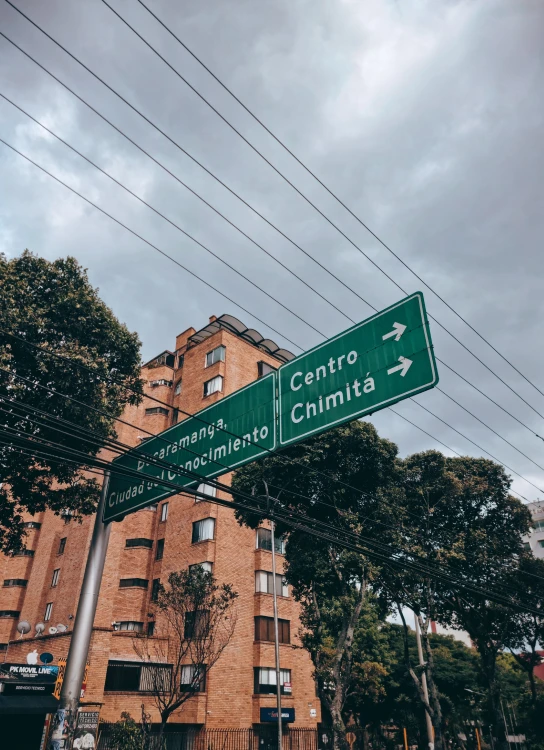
[133,0,544,404]
[3,6,544,426]
[2,27,543,451]
[96,0,544,420]
[3,112,543,494]
[0,426,538,615]
[2,373,540,588]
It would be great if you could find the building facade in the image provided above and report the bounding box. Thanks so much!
[0,314,321,730]
[523,500,544,559]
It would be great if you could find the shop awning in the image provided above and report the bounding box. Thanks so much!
[0,694,59,714]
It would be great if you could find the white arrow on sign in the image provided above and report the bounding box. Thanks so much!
[382,322,407,342]
[387,356,413,377]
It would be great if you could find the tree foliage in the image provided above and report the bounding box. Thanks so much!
[233,421,401,750]
[0,251,142,552]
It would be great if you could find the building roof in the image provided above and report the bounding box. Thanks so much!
[187,314,295,363]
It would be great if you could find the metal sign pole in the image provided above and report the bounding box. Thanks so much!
[49,472,111,749]
[270,520,283,750]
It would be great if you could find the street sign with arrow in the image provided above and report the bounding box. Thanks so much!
[277,292,438,446]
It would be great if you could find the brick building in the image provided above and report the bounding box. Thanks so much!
[0,314,321,731]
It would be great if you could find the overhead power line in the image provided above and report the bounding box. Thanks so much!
[4,385,541,591]
[96,0,544,420]
[2,7,544,426]
[0,420,539,615]
[2,29,544,459]
[2,135,542,501]
[133,0,544,404]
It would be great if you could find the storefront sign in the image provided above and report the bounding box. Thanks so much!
[260,707,295,723]
[3,663,59,681]
[2,681,55,695]
[74,709,100,748]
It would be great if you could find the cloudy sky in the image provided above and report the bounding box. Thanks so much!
[1,0,543,503]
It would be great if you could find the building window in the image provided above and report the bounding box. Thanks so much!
[104,660,172,692]
[192,518,215,544]
[0,643,8,651]
[205,345,226,368]
[258,361,276,378]
[539,540,544,548]
[203,375,223,397]
[255,616,290,644]
[255,571,288,597]
[174,380,182,395]
[119,578,149,589]
[23,521,41,529]
[147,621,155,637]
[0,610,20,618]
[177,354,184,369]
[254,667,291,695]
[151,579,161,603]
[161,503,169,522]
[149,379,173,388]
[523,542,531,551]
[184,611,209,639]
[146,504,158,512]
[13,549,35,557]
[156,539,165,561]
[532,519,544,531]
[115,621,144,633]
[125,538,154,549]
[3,579,28,588]
[256,528,285,554]
[180,664,206,692]
[195,483,216,502]
[58,537,67,555]
[51,569,60,588]
[145,407,169,417]
[44,603,53,622]
[189,562,213,575]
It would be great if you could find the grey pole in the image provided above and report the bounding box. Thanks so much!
[48,473,111,749]
[270,520,283,750]
[414,615,434,750]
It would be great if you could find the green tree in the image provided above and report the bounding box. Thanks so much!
[0,251,142,552]
[232,421,401,750]
[432,456,532,750]
[380,450,463,750]
[504,555,544,703]
[132,567,238,744]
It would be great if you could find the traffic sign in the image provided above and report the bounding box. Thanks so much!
[104,373,276,522]
[278,292,438,446]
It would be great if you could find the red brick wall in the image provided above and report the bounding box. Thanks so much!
[0,317,320,727]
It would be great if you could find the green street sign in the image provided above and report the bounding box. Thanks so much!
[278,292,438,447]
[104,373,276,522]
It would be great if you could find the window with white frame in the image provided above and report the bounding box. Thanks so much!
[115,621,144,632]
[203,376,223,397]
[254,667,291,694]
[205,345,226,368]
[51,569,60,588]
[256,528,285,554]
[161,503,169,522]
[180,664,206,692]
[195,483,216,502]
[44,602,53,622]
[174,380,182,395]
[189,561,213,575]
[192,518,215,544]
[255,571,288,597]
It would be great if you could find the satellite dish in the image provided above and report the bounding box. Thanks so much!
[48,626,58,635]
[35,622,45,635]
[40,652,54,664]
[56,624,67,633]
[17,621,31,638]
